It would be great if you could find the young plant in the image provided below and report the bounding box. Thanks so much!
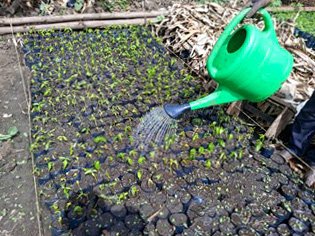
[205,159,212,169]
[83,167,97,178]
[255,134,265,151]
[130,185,139,197]
[134,151,145,163]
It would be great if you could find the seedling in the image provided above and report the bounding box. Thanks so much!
[127,157,134,166]
[208,142,215,153]
[138,156,146,165]
[130,185,139,197]
[255,134,265,151]
[47,161,54,171]
[83,168,97,178]
[57,136,68,142]
[137,170,142,180]
[218,139,226,148]
[205,159,212,169]
[59,157,70,170]
[61,184,72,199]
[189,148,197,160]
[169,159,179,170]
[117,152,126,160]
[94,160,101,170]
[93,136,107,143]
[73,205,84,216]
[198,146,206,155]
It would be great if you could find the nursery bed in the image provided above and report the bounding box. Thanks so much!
[20,26,315,235]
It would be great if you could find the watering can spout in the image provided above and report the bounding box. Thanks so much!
[189,88,244,110]
[164,103,191,119]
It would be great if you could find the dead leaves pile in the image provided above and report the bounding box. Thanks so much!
[153,3,315,106]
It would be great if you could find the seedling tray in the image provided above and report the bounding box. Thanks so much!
[21,26,315,235]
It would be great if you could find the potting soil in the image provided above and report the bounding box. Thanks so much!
[21,26,315,236]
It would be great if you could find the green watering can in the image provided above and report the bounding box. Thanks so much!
[164,8,294,119]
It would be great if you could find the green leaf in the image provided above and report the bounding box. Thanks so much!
[48,162,54,171]
[130,185,138,196]
[84,168,97,177]
[208,142,215,153]
[137,170,142,180]
[0,126,18,141]
[138,156,146,164]
[63,159,69,169]
[74,1,83,12]
[69,145,74,155]
[73,206,83,215]
[57,136,68,142]
[93,136,107,143]
[205,159,211,169]
[127,157,133,166]
[94,160,101,170]
[8,126,18,136]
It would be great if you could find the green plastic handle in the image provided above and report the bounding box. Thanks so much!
[260,8,277,37]
[207,8,250,77]
[207,8,276,77]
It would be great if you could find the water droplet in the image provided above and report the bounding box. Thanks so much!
[133,106,178,150]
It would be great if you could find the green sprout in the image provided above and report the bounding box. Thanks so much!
[137,170,142,180]
[93,136,107,143]
[73,205,84,216]
[255,134,265,151]
[130,185,139,197]
[208,142,215,153]
[47,161,54,171]
[138,156,146,165]
[205,159,212,169]
[94,160,101,170]
[83,168,97,178]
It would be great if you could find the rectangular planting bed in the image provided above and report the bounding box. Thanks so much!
[20,25,315,236]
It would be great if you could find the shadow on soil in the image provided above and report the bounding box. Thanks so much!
[58,191,145,236]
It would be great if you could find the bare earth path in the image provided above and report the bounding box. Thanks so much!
[0,36,40,236]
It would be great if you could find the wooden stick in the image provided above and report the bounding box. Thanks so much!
[267,6,315,12]
[0,10,167,26]
[0,18,157,35]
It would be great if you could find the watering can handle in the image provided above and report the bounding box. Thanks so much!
[215,7,276,49]
[207,8,276,77]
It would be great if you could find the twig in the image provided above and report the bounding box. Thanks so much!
[147,207,163,222]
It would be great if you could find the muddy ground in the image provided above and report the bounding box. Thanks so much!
[0,36,40,235]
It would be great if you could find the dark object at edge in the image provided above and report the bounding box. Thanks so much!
[294,28,315,50]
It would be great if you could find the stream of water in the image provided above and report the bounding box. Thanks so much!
[133,106,178,149]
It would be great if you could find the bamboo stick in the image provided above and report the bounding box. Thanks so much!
[0,18,158,35]
[0,10,168,26]
[267,6,315,12]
